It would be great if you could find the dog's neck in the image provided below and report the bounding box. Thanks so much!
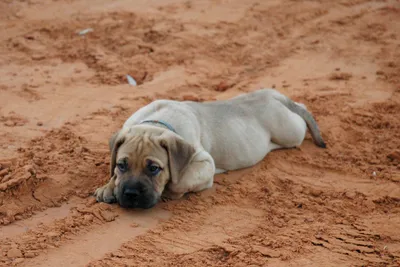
[139,120,176,133]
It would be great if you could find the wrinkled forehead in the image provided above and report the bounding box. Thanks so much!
[117,134,167,163]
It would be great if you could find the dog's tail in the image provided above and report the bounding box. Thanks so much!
[274,92,326,148]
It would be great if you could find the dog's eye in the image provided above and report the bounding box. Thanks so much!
[117,160,128,172]
[147,164,161,175]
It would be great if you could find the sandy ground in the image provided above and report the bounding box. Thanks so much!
[0,0,399,266]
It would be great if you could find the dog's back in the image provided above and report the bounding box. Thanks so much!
[186,89,325,148]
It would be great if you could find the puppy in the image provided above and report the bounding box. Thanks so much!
[95,89,326,209]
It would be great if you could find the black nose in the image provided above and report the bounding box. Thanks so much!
[123,188,140,199]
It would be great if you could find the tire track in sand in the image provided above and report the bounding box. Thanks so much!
[22,207,171,267]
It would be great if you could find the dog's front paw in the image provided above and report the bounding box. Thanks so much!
[94,184,116,204]
[161,190,184,202]
[161,196,172,203]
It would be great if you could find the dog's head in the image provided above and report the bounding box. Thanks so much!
[108,125,196,209]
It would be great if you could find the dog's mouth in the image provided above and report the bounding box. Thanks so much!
[118,200,157,209]
[117,187,158,209]
[116,179,159,209]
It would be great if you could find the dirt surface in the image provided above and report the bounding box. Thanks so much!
[0,0,400,266]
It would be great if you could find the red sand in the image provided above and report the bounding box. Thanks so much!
[0,0,399,266]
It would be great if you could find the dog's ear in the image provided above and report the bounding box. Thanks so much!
[109,130,126,178]
[109,130,121,152]
[157,132,196,185]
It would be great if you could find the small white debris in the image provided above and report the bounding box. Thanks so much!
[372,171,377,177]
[383,245,388,250]
[78,28,93,36]
[126,75,137,86]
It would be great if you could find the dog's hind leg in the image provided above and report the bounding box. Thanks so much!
[272,91,326,148]
[268,142,284,151]
[215,168,227,174]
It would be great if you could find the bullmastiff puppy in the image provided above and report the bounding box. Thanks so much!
[95,88,326,209]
